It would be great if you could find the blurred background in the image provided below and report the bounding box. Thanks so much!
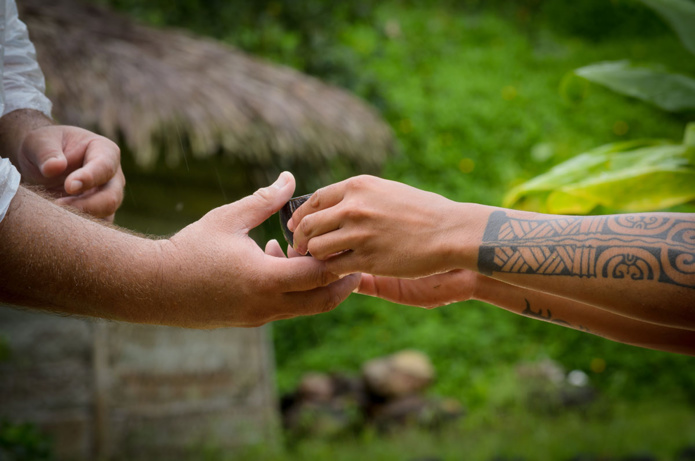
[2,0,695,460]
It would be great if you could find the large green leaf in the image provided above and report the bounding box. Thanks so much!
[573,61,695,112]
[639,0,695,56]
[504,124,695,214]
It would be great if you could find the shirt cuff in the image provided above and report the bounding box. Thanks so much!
[0,158,21,222]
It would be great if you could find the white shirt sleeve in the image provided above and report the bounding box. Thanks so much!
[2,0,52,117]
[0,157,20,222]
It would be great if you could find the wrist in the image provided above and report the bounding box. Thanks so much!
[440,202,492,272]
[123,237,181,325]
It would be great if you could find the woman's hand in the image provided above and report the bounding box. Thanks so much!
[288,175,462,278]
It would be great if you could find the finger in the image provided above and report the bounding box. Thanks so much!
[282,273,360,317]
[264,254,341,292]
[230,172,295,231]
[324,249,364,276]
[302,227,358,260]
[287,180,348,232]
[287,244,302,258]
[22,132,68,178]
[64,138,121,195]
[292,206,347,256]
[355,274,402,300]
[356,273,379,297]
[55,173,125,218]
[264,239,286,258]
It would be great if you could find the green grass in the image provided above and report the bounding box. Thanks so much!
[220,399,695,461]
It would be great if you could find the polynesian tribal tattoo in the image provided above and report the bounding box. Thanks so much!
[478,211,695,289]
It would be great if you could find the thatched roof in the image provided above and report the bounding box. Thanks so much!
[19,0,395,169]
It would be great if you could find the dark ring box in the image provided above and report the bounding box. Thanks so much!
[279,193,312,252]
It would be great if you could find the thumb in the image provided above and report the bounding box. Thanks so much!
[233,171,295,231]
[23,129,67,178]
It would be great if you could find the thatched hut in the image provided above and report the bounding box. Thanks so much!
[1,2,396,460]
[19,0,395,173]
[20,0,396,233]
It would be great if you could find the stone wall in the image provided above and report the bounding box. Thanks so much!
[0,307,279,460]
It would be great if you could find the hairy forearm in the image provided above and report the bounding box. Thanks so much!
[449,204,695,330]
[0,186,163,322]
[0,109,52,164]
[472,274,695,355]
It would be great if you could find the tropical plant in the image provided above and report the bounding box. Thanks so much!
[505,0,695,213]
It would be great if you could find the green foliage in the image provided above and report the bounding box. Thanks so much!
[0,421,54,461]
[504,125,695,213]
[572,60,695,112]
[90,0,382,96]
[509,0,695,214]
[640,0,695,56]
[201,400,695,460]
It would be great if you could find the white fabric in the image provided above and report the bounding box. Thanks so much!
[1,0,53,117]
[0,157,20,221]
[0,0,53,222]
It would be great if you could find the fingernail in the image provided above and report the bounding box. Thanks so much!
[287,217,295,232]
[69,180,83,193]
[272,172,289,190]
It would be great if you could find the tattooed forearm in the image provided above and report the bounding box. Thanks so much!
[478,211,695,289]
[521,299,590,332]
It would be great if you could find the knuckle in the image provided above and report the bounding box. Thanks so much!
[347,175,374,191]
[343,207,363,221]
[103,194,120,214]
[306,240,322,260]
[308,188,324,209]
[315,267,331,287]
[252,186,274,205]
[296,215,314,237]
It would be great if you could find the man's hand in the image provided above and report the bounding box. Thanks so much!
[158,172,360,328]
[17,125,125,220]
[288,175,465,278]
[357,270,477,309]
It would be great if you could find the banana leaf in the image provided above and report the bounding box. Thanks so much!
[503,123,695,214]
[572,61,695,112]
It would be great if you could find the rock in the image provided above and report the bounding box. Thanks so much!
[362,350,434,398]
[281,372,366,439]
[516,359,565,385]
[282,400,359,439]
[515,360,597,414]
[297,372,334,402]
[369,394,429,430]
[368,395,463,432]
